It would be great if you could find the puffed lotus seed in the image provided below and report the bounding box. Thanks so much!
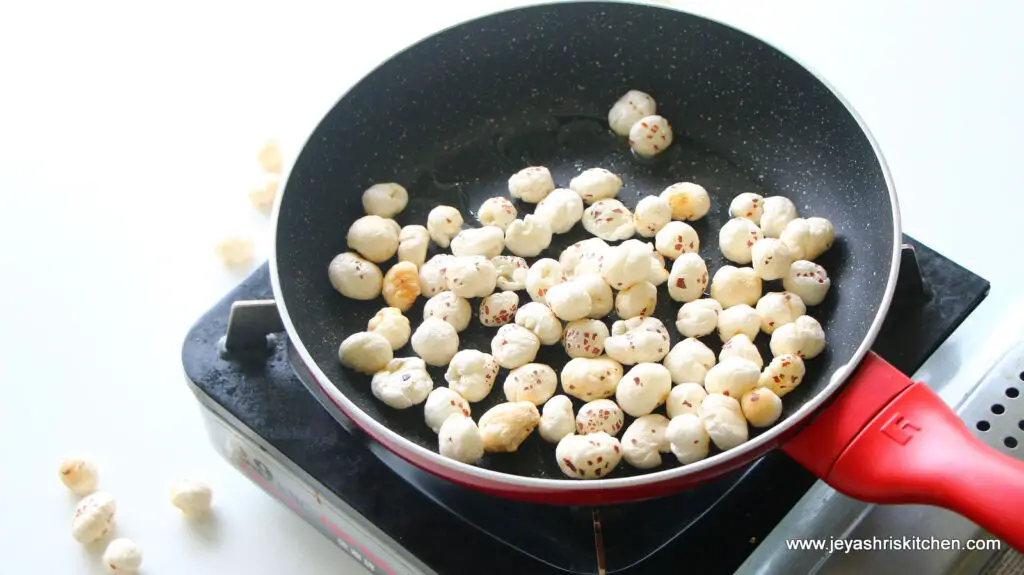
[72,491,117,544]
[170,478,213,516]
[103,538,143,574]
[59,457,99,496]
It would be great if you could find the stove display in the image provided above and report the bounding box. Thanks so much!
[183,236,988,575]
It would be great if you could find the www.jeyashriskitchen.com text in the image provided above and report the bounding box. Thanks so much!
[785,536,1001,554]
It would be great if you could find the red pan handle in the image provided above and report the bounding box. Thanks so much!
[782,352,1024,552]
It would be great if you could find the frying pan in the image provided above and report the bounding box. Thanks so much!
[270,1,1024,549]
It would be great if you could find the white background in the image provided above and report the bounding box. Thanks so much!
[2,0,1022,573]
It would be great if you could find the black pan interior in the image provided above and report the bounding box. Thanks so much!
[276,1,895,480]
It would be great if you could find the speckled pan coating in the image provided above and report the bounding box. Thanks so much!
[274,2,895,480]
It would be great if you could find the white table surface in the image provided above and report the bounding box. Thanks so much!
[2,1,1022,573]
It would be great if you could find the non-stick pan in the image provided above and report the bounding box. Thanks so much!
[270,1,1024,549]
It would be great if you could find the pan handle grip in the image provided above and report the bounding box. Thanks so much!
[783,354,1024,552]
